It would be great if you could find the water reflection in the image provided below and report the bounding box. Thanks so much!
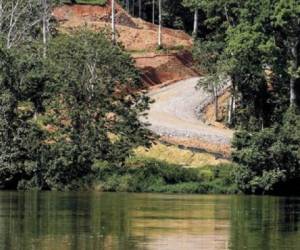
[229,196,300,250]
[0,192,299,250]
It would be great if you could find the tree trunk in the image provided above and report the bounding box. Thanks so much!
[126,0,129,12]
[227,81,236,125]
[132,0,135,16]
[42,0,48,58]
[111,0,116,44]
[192,9,198,39]
[213,85,219,121]
[290,41,299,107]
[290,77,297,107]
[158,0,162,47]
[227,95,233,125]
[138,0,141,18]
[152,0,155,24]
[0,2,3,29]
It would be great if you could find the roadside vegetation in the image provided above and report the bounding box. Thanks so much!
[188,0,300,195]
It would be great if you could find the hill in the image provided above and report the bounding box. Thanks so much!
[52,1,192,51]
[52,2,197,86]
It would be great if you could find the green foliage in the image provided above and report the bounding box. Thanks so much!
[193,40,227,94]
[40,31,153,189]
[191,0,300,195]
[0,41,52,189]
[233,109,300,194]
[0,31,153,190]
[94,157,238,194]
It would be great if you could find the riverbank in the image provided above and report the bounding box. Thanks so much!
[89,156,238,194]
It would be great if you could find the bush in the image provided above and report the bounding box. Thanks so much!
[93,157,238,194]
[233,109,300,194]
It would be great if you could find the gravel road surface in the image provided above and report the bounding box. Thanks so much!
[146,77,233,145]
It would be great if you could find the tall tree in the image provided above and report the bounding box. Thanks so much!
[41,0,52,58]
[273,0,300,108]
[138,0,142,18]
[193,40,227,121]
[111,0,116,43]
[182,0,201,38]
[45,32,153,189]
[158,0,162,47]
[152,0,155,23]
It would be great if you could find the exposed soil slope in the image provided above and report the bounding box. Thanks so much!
[134,51,199,87]
[52,2,192,51]
[52,3,196,86]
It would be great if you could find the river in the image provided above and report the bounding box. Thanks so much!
[0,192,299,250]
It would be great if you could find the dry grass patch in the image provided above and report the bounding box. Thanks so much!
[134,142,229,168]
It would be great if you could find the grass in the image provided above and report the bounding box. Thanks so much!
[92,157,239,194]
[134,142,229,167]
[92,142,237,194]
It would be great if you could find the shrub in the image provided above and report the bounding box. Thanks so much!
[93,157,238,194]
[233,109,300,194]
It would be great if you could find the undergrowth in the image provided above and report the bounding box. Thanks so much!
[92,157,239,194]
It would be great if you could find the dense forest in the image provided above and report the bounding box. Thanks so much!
[0,0,299,195]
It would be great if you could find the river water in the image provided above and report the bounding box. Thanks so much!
[0,192,299,250]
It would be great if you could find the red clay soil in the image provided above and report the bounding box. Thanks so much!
[134,51,199,87]
[52,2,197,86]
[52,2,192,51]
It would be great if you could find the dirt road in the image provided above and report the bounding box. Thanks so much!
[146,77,233,146]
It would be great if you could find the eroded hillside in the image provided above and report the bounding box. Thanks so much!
[52,2,197,86]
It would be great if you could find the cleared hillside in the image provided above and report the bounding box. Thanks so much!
[52,1,192,51]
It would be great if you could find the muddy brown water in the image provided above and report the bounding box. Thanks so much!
[0,192,300,250]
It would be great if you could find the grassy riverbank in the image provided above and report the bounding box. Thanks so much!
[92,157,238,194]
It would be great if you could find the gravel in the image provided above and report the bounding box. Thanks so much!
[144,77,233,145]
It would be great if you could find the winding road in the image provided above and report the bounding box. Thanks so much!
[146,77,233,146]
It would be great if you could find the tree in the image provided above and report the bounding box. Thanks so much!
[126,0,130,12]
[182,0,201,38]
[138,0,142,18]
[0,30,154,190]
[41,0,52,58]
[216,0,300,194]
[273,0,300,108]
[43,31,154,189]
[158,0,162,47]
[233,109,300,194]
[111,0,116,43]
[191,0,246,126]
[0,41,51,189]
[152,0,155,23]
[193,40,227,121]
[0,0,45,49]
